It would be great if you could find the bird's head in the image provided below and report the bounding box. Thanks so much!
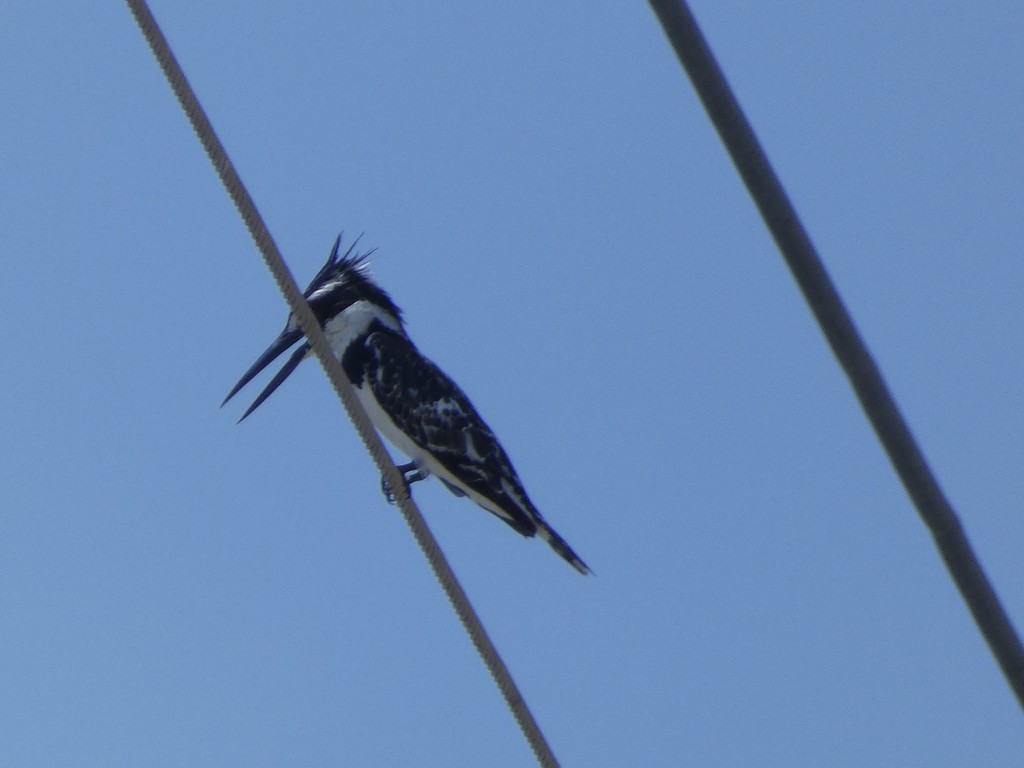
[221,233,402,421]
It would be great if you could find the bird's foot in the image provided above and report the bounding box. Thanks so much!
[381,462,429,504]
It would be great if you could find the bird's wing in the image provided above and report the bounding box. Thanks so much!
[349,328,537,536]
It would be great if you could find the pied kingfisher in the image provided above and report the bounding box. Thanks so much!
[222,235,589,574]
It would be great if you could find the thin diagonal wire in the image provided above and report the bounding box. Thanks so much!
[124,2,560,763]
[646,0,1024,709]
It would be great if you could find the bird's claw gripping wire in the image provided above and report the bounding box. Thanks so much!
[381,461,428,504]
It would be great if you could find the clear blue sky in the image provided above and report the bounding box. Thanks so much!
[3,2,1023,765]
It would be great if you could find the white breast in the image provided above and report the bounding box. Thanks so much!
[323,300,402,357]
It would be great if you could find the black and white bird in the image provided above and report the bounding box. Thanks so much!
[223,235,589,574]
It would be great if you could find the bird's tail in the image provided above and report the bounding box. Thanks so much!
[535,521,591,575]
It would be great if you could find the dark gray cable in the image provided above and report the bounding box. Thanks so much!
[124,1,562,763]
[647,0,1024,709]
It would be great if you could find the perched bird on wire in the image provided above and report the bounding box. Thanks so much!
[222,235,590,574]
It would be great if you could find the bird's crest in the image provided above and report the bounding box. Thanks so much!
[304,233,402,326]
[304,233,373,294]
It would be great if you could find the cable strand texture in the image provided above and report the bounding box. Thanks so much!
[124,2,560,764]
[647,0,1024,710]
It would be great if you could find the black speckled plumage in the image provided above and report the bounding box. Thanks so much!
[224,234,589,574]
[342,320,537,538]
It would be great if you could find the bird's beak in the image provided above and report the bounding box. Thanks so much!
[222,326,309,422]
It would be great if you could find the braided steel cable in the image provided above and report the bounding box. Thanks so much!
[124,2,561,764]
[647,0,1024,709]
